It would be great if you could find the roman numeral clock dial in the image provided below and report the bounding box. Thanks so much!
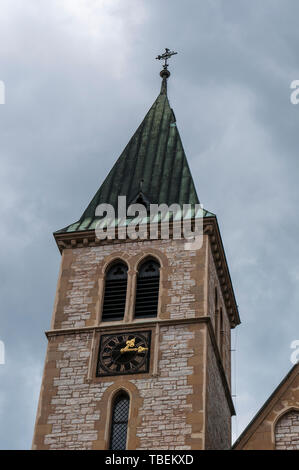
[97,331,151,376]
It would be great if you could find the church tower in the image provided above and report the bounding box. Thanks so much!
[32,51,240,450]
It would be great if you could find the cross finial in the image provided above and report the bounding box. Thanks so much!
[156,48,178,79]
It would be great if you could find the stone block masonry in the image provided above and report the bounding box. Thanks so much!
[32,235,233,450]
[37,324,197,450]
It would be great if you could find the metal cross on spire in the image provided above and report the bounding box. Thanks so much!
[156,48,178,75]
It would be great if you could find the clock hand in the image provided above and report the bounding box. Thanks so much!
[120,346,148,354]
[113,351,123,361]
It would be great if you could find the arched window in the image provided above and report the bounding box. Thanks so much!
[109,392,130,450]
[102,262,128,322]
[214,287,219,342]
[275,410,299,449]
[134,258,160,318]
[220,308,224,359]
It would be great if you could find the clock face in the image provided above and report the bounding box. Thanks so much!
[97,331,151,377]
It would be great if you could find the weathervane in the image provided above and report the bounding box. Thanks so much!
[156,48,178,78]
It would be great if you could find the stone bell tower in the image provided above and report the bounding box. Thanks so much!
[32,50,240,450]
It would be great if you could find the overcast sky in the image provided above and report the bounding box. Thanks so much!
[0,0,299,449]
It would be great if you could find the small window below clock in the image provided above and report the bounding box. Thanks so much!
[109,391,130,450]
[134,258,160,318]
[102,262,128,322]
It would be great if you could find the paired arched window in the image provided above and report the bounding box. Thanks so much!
[109,392,130,450]
[135,259,160,318]
[101,258,160,321]
[102,262,128,322]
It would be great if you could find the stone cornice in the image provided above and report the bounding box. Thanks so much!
[203,217,240,328]
[45,316,210,338]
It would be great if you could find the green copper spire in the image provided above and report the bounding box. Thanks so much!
[56,54,213,234]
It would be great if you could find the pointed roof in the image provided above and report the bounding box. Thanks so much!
[56,76,213,234]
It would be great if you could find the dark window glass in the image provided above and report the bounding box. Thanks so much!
[109,393,130,450]
[134,259,160,318]
[215,287,219,342]
[102,262,128,322]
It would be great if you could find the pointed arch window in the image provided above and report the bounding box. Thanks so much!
[102,262,128,322]
[109,392,130,450]
[134,258,160,318]
[275,410,299,449]
[215,287,219,343]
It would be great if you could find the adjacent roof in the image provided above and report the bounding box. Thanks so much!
[232,362,299,449]
[56,77,214,234]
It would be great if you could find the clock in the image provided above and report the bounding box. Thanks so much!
[97,331,151,377]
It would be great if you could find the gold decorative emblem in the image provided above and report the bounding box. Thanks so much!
[120,338,149,354]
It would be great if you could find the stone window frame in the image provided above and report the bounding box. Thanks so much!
[108,390,130,450]
[219,307,224,360]
[101,259,129,322]
[272,406,299,448]
[96,255,130,324]
[96,250,165,326]
[89,382,143,450]
[132,255,162,321]
[213,284,225,361]
[214,286,219,344]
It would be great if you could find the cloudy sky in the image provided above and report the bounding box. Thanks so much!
[0,0,299,449]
